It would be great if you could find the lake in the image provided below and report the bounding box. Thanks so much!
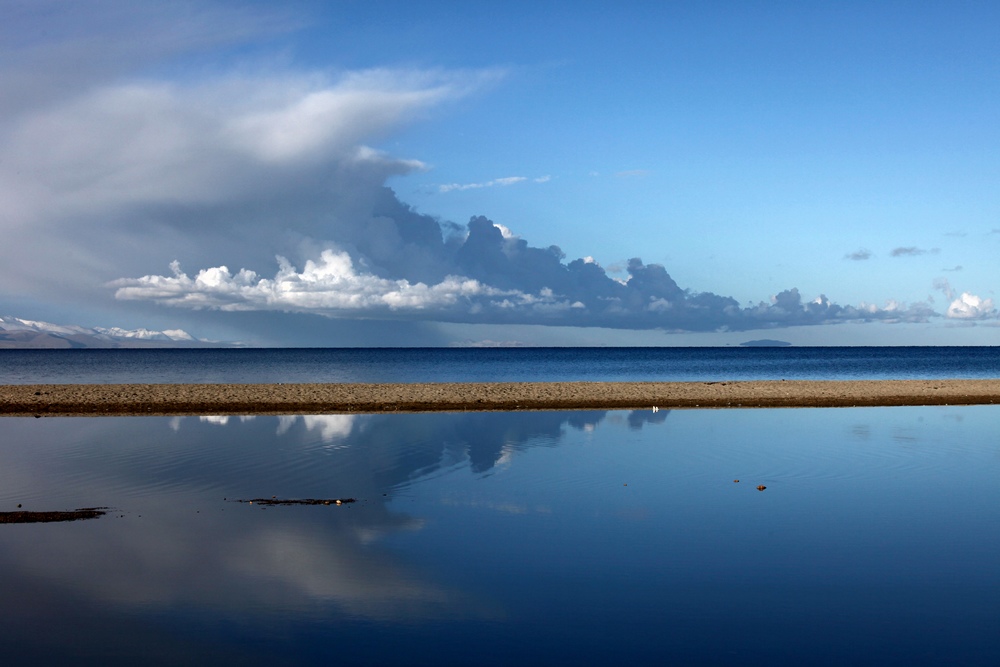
[2,405,999,665]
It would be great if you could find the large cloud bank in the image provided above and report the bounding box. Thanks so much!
[0,63,494,296]
[3,1,994,335]
[115,214,947,331]
[0,1,498,305]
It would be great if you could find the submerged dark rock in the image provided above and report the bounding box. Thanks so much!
[0,508,107,524]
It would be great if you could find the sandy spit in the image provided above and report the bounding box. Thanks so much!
[1,380,998,416]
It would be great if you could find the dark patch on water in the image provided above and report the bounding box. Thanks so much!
[0,507,107,523]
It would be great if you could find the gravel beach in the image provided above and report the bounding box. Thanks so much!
[1,379,998,416]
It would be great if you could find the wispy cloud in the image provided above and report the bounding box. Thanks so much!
[844,248,872,261]
[934,277,956,301]
[890,246,939,257]
[439,175,549,193]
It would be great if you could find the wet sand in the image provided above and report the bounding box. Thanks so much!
[1,380,998,416]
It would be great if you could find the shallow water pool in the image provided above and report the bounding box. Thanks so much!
[1,406,998,665]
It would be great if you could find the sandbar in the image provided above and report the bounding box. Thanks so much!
[1,380,998,416]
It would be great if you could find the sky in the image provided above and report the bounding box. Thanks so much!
[1,0,998,346]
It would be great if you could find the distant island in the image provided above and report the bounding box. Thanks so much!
[739,339,792,347]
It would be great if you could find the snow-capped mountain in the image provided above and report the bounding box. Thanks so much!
[0,316,212,348]
[93,326,195,342]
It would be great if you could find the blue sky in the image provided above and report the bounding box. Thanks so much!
[1,0,997,345]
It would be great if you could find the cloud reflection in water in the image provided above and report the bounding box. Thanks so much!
[3,406,999,665]
[0,409,645,628]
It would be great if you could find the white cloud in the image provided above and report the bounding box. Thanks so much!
[223,71,476,164]
[946,293,997,320]
[112,249,562,317]
[301,415,357,443]
[493,223,517,239]
[199,415,256,425]
[934,280,996,320]
[276,415,357,442]
[492,176,527,186]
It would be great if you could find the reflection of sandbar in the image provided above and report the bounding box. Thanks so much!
[0,508,106,524]
[0,380,998,416]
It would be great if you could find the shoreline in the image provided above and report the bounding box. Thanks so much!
[1,379,998,416]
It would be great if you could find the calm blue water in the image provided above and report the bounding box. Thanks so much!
[2,406,999,665]
[1,346,999,384]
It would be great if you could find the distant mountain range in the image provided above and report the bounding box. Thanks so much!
[0,316,230,349]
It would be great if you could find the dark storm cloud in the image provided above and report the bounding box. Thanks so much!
[0,0,299,117]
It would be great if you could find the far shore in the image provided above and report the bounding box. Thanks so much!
[1,380,998,416]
